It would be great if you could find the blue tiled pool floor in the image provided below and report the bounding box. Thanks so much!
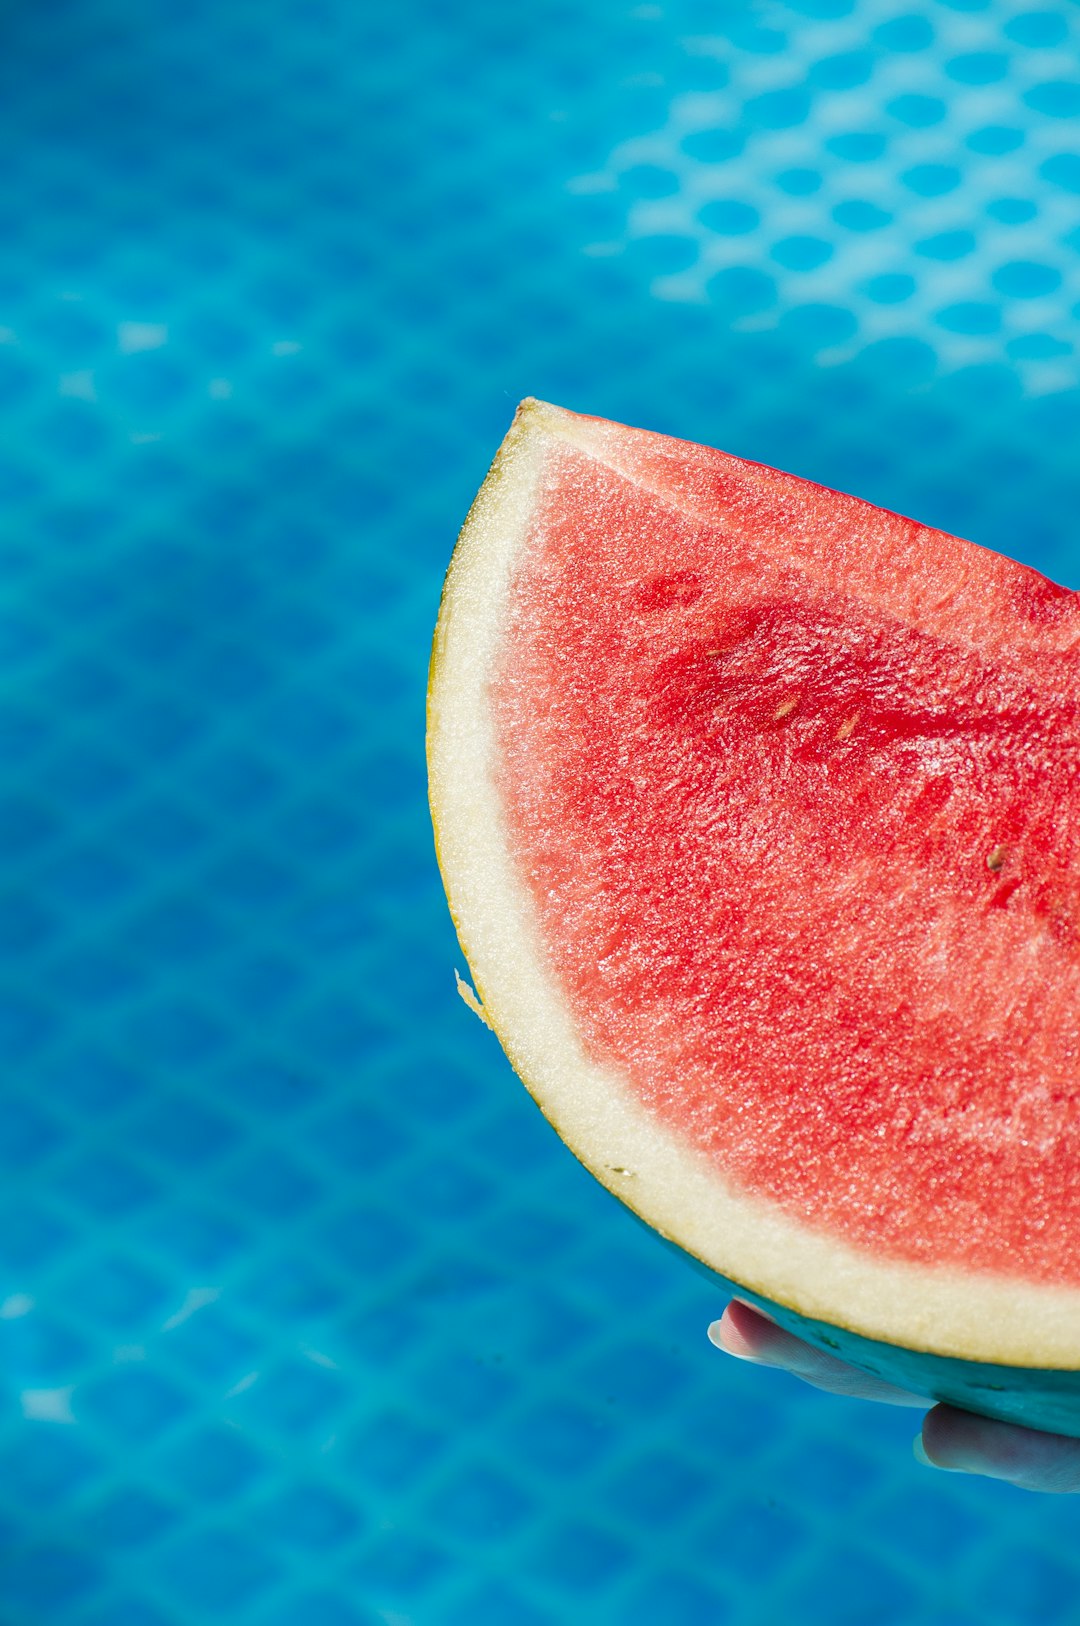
[2,0,1080,1620]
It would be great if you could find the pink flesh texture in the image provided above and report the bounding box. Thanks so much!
[492,427,1080,1285]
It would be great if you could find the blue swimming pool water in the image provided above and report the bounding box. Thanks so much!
[2,0,1080,1620]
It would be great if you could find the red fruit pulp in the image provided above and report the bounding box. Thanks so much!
[492,431,1080,1285]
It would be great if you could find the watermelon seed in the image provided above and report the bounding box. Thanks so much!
[836,713,859,741]
[986,845,1007,872]
[774,697,799,721]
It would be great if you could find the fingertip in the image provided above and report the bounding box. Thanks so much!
[922,1405,991,1475]
[910,1424,962,1476]
[709,1300,776,1362]
[923,1404,1080,1492]
[707,1308,760,1360]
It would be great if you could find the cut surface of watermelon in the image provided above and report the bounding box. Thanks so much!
[428,399,1080,1372]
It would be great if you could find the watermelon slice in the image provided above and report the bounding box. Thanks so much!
[428,399,1080,1433]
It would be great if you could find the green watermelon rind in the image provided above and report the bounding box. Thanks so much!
[673,1243,1080,1438]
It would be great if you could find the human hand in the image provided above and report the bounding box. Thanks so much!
[710,1299,1080,1493]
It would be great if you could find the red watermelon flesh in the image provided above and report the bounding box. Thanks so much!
[489,409,1080,1287]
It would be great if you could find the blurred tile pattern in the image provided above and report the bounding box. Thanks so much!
[0,0,1078,1621]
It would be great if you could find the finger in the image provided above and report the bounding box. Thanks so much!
[919,1404,1080,1493]
[709,1299,926,1407]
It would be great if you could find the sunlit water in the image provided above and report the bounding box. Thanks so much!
[1,1,1079,1621]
